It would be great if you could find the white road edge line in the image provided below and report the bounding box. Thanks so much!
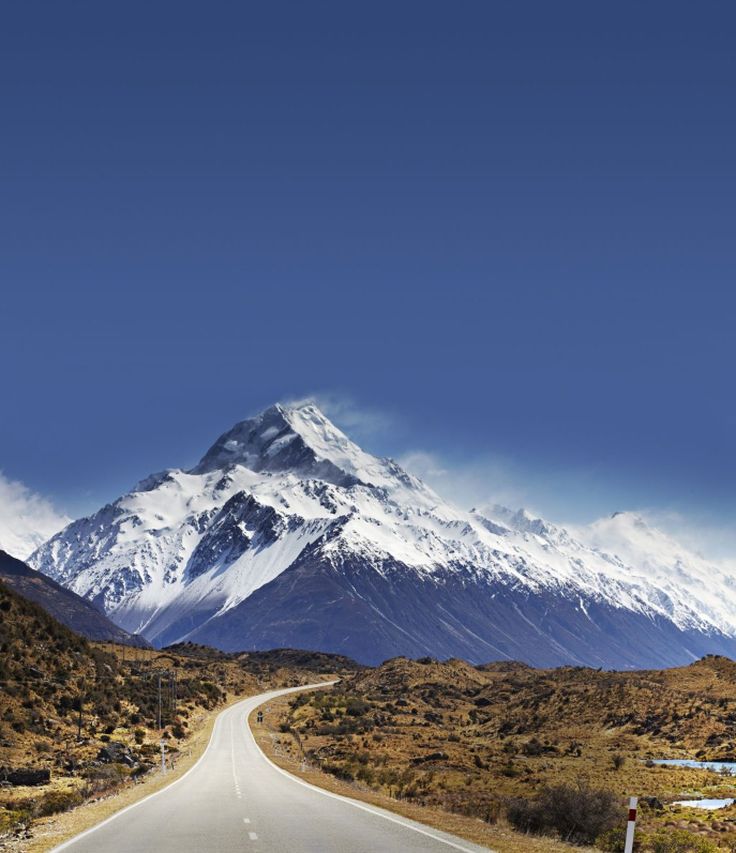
[245,691,490,853]
[48,683,329,853]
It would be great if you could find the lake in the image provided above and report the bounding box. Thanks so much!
[673,798,735,810]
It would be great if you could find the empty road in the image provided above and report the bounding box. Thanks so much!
[53,682,491,852]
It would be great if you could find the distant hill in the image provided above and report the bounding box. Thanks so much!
[0,550,149,647]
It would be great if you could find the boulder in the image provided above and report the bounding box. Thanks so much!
[97,741,137,768]
[1,767,51,786]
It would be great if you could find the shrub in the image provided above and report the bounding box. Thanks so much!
[32,788,86,818]
[597,825,627,852]
[0,808,30,835]
[645,829,719,853]
[346,699,371,717]
[507,783,619,845]
[522,737,545,756]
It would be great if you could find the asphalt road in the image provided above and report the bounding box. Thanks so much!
[52,682,492,852]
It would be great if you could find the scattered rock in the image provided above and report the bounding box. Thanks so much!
[96,742,137,768]
[411,751,448,765]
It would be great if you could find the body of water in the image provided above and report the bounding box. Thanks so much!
[652,759,736,774]
[673,798,735,810]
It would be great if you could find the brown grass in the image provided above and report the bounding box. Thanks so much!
[257,655,736,851]
[12,694,232,853]
[251,694,596,853]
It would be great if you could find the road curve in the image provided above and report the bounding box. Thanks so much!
[52,682,492,852]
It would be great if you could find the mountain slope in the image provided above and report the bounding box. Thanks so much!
[188,538,736,667]
[29,402,736,667]
[0,550,149,646]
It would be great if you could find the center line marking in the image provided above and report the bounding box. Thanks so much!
[243,818,251,823]
[248,831,258,840]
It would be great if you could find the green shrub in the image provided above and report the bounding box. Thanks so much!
[645,829,719,853]
[597,825,627,852]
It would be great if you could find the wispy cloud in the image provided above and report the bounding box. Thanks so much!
[400,450,736,563]
[285,392,396,440]
[631,508,736,563]
[398,450,535,514]
[0,472,71,560]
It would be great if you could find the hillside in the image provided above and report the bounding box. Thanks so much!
[272,655,736,851]
[0,580,355,844]
[0,551,148,647]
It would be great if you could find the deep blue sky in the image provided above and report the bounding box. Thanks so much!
[2,2,735,533]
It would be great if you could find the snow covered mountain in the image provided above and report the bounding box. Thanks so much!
[29,402,736,666]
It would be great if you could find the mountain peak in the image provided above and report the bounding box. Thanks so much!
[192,401,403,490]
[608,510,651,532]
[30,401,736,669]
[483,504,551,536]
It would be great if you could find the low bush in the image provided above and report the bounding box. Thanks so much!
[507,783,619,845]
[32,788,86,818]
[596,825,627,852]
[0,807,31,835]
[644,829,720,853]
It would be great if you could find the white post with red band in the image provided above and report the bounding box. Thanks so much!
[624,796,637,853]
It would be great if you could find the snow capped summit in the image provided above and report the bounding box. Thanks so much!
[193,402,411,492]
[27,402,736,667]
[481,505,553,537]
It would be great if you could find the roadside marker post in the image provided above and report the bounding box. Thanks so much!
[624,796,637,853]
